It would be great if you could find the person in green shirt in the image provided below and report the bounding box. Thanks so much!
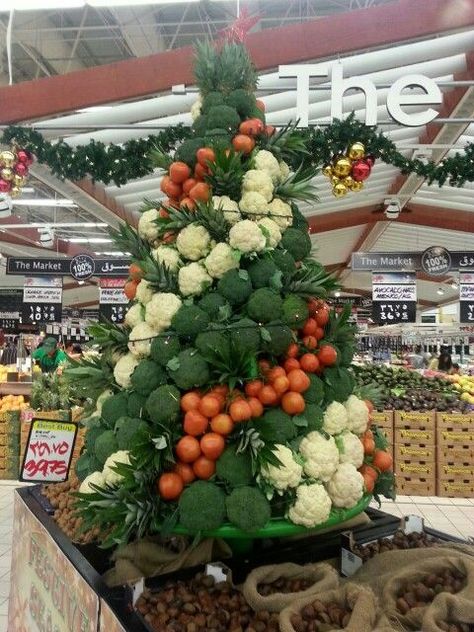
[32,337,68,373]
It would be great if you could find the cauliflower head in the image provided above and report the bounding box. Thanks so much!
[125,303,144,328]
[103,450,131,486]
[279,160,290,181]
[145,292,182,331]
[152,245,181,271]
[322,401,349,436]
[135,279,154,305]
[267,198,293,230]
[254,150,281,183]
[345,395,370,435]
[138,208,159,243]
[326,463,364,509]
[239,191,269,220]
[229,220,266,253]
[288,483,332,528]
[204,243,239,279]
[242,169,274,202]
[190,96,202,121]
[128,322,155,357]
[113,353,139,388]
[337,431,364,468]
[213,195,241,225]
[79,471,106,494]
[257,217,282,248]
[261,444,302,491]
[178,262,212,296]
[176,224,211,261]
[299,431,339,482]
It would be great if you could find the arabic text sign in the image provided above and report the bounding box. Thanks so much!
[6,256,130,277]
[372,301,417,324]
[20,419,77,483]
[371,272,416,325]
[99,287,128,304]
[460,273,474,324]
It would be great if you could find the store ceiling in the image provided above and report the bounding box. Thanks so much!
[0,0,473,308]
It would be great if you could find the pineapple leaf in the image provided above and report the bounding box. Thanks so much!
[274,164,318,203]
[202,339,259,386]
[157,202,231,242]
[286,260,340,298]
[194,40,258,95]
[263,121,308,160]
[205,149,245,200]
[148,145,172,170]
[155,205,196,237]
[141,253,179,293]
[87,320,130,354]
[109,222,150,262]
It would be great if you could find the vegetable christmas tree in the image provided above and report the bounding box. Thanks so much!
[71,41,394,547]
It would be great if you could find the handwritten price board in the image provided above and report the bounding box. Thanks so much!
[20,419,78,483]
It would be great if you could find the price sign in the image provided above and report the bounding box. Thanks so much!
[372,301,417,324]
[460,273,474,323]
[22,303,62,324]
[99,279,128,323]
[371,272,416,325]
[99,303,126,323]
[20,419,78,483]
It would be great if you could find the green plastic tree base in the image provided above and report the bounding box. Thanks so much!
[171,493,372,539]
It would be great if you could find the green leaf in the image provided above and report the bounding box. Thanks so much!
[292,415,308,428]
[260,327,271,342]
[166,357,180,371]
[238,269,249,281]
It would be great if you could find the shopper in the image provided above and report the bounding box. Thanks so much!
[407,345,424,369]
[2,337,18,366]
[32,336,68,373]
[438,351,453,374]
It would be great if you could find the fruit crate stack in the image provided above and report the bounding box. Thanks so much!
[436,412,474,498]
[0,411,20,479]
[394,411,436,496]
[371,411,393,457]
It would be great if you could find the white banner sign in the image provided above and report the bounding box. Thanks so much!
[23,287,63,304]
[372,284,417,302]
[99,287,128,305]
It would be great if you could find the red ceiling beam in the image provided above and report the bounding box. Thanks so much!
[1,0,473,123]
[308,206,380,233]
[75,179,139,228]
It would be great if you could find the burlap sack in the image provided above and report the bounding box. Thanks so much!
[422,592,474,632]
[242,561,338,613]
[103,535,232,586]
[279,583,381,632]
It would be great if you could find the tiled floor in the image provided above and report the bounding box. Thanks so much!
[0,485,473,632]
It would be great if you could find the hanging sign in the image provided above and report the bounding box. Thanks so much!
[20,419,78,483]
[99,278,128,323]
[352,249,474,273]
[6,255,130,277]
[371,272,417,325]
[420,246,452,277]
[22,277,63,325]
[0,288,22,330]
[460,273,474,324]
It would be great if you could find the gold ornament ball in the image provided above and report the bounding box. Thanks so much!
[351,181,364,192]
[1,168,14,182]
[322,165,333,178]
[331,175,341,186]
[0,150,16,169]
[333,157,352,178]
[12,174,25,188]
[10,186,21,198]
[333,182,348,198]
[348,142,366,161]
[344,175,356,190]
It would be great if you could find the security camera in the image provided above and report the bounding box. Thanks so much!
[38,226,54,248]
[0,194,12,219]
[384,198,401,220]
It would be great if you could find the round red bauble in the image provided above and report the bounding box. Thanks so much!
[351,159,371,182]
[365,154,375,167]
[0,179,11,193]
[14,162,28,177]
[16,149,33,166]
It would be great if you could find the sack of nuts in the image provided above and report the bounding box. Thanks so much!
[242,562,339,613]
[279,583,383,632]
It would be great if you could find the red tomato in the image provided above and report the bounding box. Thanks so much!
[315,307,330,327]
[287,369,310,393]
[182,178,197,195]
[315,327,325,341]
[196,147,216,166]
[180,197,196,211]
[363,473,375,494]
[158,472,183,500]
[284,358,300,373]
[162,230,176,244]
[359,463,378,481]
[193,456,216,480]
[373,450,393,472]
[180,391,201,412]
[239,118,264,136]
[299,353,320,373]
[169,161,191,184]
[174,462,196,485]
[199,395,221,418]
[211,384,229,398]
[175,436,201,463]
[183,410,209,436]
[229,399,252,422]
[245,380,264,397]
[159,208,170,218]
[256,99,266,112]
[258,385,278,406]
[273,375,290,395]
[318,344,338,366]
[286,343,299,358]
[302,318,317,336]
[162,178,182,200]
[362,435,375,456]
[200,433,225,460]
[307,298,325,315]
[210,414,234,435]
[189,182,210,202]
[194,163,209,180]
[160,175,171,194]
[124,279,138,300]
[129,263,142,280]
[232,134,255,154]
[247,397,264,418]
[281,391,305,415]
[268,366,286,382]
[258,359,272,375]
[302,335,317,350]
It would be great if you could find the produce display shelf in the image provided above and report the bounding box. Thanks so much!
[0,381,32,396]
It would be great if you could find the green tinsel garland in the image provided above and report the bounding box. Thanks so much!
[2,114,473,188]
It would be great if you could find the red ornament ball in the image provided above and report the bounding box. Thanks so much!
[16,149,33,166]
[0,179,11,193]
[365,154,375,167]
[14,162,28,177]
[351,159,372,182]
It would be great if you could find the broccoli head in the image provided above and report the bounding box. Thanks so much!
[271,249,296,280]
[174,137,204,168]
[84,425,107,450]
[304,403,324,432]
[171,304,210,338]
[114,416,149,450]
[206,105,241,131]
[198,292,230,320]
[216,445,253,487]
[201,91,225,112]
[255,408,297,443]
[229,318,260,354]
[281,227,312,262]
[150,333,181,366]
[75,452,96,481]
[247,288,283,324]
[94,429,118,466]
[247,257,280,289]
[130,359,167,396]
[192,114,209,136]
[304,374,325,404]
[127,391,147,418]
[282,294,309,328]
[178,481,227,532]
[203,129,231,151]
[225,89,256,118]
[217,269,252,306]
[101,391,129,428]
[291,205,310,231]
[263,321,294,356]
[168,348,210,390]
[146,384,180,425]
[226,486,271,532]
[195,330,229,356]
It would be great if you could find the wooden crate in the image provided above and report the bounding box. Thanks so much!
[371,411,393,428]
[438,446,474,462]
[437,479,474,498]
[437,413,474,429]
[396,476,436,496]
[395,459,436,479]
[395,443,436,462]
[394,411,436,429]
[395,426,436,445]
[437,426,474,446]
[438,462,474,480]
[0,456,19,480]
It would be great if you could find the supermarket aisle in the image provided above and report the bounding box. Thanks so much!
[0,482,473,632]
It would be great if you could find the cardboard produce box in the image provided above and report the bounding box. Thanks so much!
[371,410,393,428]
[396,476,436,496]
[436,412,474,428]
[395,458,436,479]
[437,426,474,446]
[395,442,436,462]
[394,410,436,429]
[394,426,436,445]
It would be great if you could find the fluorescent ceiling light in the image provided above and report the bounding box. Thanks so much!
[68,238,113,243]
[0,0,84,10]
[88,0,196,5]
[76,106,114,113]
[4,222,107,228]
[437,287,445,296]
[13,198,77,207]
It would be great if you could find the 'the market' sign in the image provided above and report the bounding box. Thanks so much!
[6,256,130,279]
[352,249,474,273]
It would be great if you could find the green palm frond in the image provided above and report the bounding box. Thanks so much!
[141,253,179,293]
[285,260,339,298]
[263,122,308,160]
[109,222,150,262]
[157,202,231,242]
[274,164,318,203]
[205,149,245,200]
[194,40,258,95]
[87,321,130,354]
[202,340,259,388]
